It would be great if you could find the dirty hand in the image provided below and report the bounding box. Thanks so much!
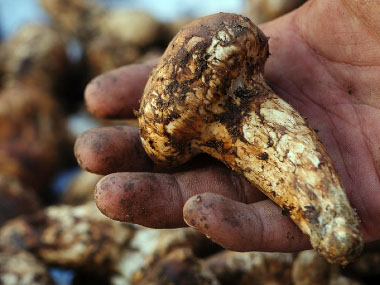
[75,0,380,252]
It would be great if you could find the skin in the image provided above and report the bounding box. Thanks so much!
[75,0,380,253]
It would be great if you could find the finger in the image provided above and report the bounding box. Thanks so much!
[94,164,266,228]
[85,59,157,119]
[183,193,310,252]
[74,126,153,175]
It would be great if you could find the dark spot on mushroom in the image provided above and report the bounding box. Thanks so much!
[281,205,294,217]
[204,139,224,152]
[304,205,320,225]
[282,208,290,216]
[258,152,269,160]
[267,137,274,147]
[233,87,253,98]
[214,93,254,142]
[178,47,191,69]
[167,80,179,94]
[231,23,248,38]
[148,140,155,150]
[164,111,181,124]
[242,16,250,22]
[191,57,208,83]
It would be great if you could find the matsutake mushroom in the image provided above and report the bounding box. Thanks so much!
[138,13,363,265]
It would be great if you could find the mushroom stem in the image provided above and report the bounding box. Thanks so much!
[138,13,363,265]
[196,87,362,265]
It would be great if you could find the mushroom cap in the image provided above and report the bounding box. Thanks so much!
[139,13,269,167]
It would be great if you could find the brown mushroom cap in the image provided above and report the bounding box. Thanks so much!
[139,13,269,166]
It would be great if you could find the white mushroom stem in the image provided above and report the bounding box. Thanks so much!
[195,88,360,265]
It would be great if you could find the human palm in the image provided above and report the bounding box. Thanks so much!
[75,0,380,252]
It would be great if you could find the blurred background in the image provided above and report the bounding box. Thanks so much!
[0,0,244,37]
[0,1,379,285]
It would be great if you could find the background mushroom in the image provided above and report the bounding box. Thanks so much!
[0,247,53,285]
[0,175,40,227]
[0,203,133,273]
[0,23,69,92]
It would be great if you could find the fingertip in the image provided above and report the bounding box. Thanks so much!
[85,61,156,119]
[183,193,252,251]
[84,70,137,119]
[94,173,139,222]
[84,77,107,118]
[74,126,153,175]
[74,127,122,174]
[183,193,310,252]
[74,129,98,173]
[94,175,123,220]
[95,172,186,228]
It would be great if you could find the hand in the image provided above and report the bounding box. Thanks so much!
[75,0,380,252]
